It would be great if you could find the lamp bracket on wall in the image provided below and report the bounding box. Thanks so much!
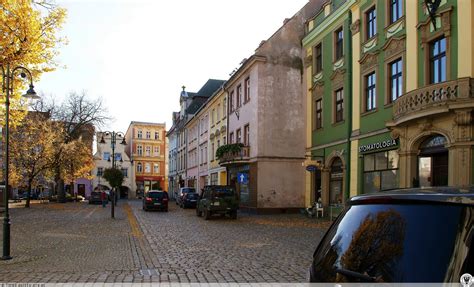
[425,0,441,30]
[235,109,240,120]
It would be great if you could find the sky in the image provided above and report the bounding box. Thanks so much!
[37,0,309,132]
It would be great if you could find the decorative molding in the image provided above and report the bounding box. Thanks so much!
[330,68,346,89]
[418,6,453,48]
[312,81,325,99]
[382,36,406,61]
[362,37,378,53]
[359,51,379,73]
[385,18,405,39]
[350,19,360,35]
[313,72,323,84]
[333,58,344,70]
[455,110,473,126]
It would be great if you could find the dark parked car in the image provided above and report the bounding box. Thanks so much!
[196,185,239,220]
[309,187,474,283]
[180,192,199,209]
[142,190,169,212]
[88,191,102,204]
[176,187,196,206]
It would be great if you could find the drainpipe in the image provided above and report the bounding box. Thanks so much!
[346,11,353,202]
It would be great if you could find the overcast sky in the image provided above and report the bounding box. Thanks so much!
[37,0,309,132]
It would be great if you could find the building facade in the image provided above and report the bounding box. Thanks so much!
[219,0,323,212]
[125,121,166,196]
[92,131,135,199]
[303,0,474,207]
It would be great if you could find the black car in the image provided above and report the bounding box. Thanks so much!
[176,187,196,206]
[309,187,474,283]
[88,191,102,204]
[142,190,169,212]
[196,185,239,219]
[180,192,199,208]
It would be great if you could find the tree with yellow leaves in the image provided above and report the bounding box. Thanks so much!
[1,0,66,125]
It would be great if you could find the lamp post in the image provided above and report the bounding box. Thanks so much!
[1,64,39,260]
[99,131,126,218]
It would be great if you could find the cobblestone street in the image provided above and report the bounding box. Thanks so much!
[0,200,329,283]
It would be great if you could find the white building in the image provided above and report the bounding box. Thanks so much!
[92,132,135,199]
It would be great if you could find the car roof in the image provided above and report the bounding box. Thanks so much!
[147,190,166,193]
[350,187,474,206]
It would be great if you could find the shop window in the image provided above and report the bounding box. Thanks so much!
[330,158,343,205]
[363,150,399,193]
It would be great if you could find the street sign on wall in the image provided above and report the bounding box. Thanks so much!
[306,165,318,172]
[237,173,249,184]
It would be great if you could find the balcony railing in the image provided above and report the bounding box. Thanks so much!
[218,145,250,165]
[392,78,474,124]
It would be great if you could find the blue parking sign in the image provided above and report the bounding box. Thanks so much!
[237,173,248,184]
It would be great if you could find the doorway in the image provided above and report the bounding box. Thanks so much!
[418,135,448,187]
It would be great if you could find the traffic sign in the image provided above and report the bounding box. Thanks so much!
[237,173,249,184]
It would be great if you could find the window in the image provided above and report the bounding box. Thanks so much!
[217,139,220,148]
[137,130,142,139]
[223,136,226,145]
[237,85,242,107]
[103,152,110,161]
[211,143,215,161]
[335,89,344,123]
[363,150,399,193]
[97,167,103,176]
[390,58,403,102]
[154,146,160,156]
[244,124,250,146]
[146,146,151,156]
[430,37,447,84]
[236,129,242,143]
[366,6,376,40]
[217,104,220,121]
[230,91,234,112]
[366,72,376,111]
[145,163,151,173]
[115,153,122,162]
[230,132,234,144]
[223,98,227,116]
[335,27,344,60]
[154,164,159,174]
[146,131,151,139]
[315,43,322,73]
[389,0,402,24]
[137,145,143,156]
[121,168,128,177]
[211,109,215,125]
[155,131,159,140]
[137,163,142,173]
[315,99,323,129]
[244,78,250,102]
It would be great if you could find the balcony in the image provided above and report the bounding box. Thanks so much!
[217,144,250,166]
[390,78,474,125]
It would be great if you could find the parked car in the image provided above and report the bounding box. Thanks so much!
[180,192,199,209]
[309,187,474,283]
[176,187,196,206]
[88,191,102,204]
[196,185,239,220]
[142,190,169,212]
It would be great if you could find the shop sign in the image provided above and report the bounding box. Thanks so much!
[306,165,318,172]
[359,138,398,153]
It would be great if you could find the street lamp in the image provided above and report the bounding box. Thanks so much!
[99,131,126,218]
[1,63,39,260]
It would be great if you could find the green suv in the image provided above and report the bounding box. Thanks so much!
[196,185,239,220]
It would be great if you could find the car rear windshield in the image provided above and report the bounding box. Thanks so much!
[186,193,199,199]
[182,188,195,193]
[148,192,167,199]
[212,188,235,197]
[311,203,473,282]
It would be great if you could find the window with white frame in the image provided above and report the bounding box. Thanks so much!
[146,131,151,139]
[137,145,143,156]
[155,131,159,140]
[154,146,160,156]
[145,163,151,173]
[146,146,151,156]
[154,164,159,174]
[137,130,142,139]
[137,163,142,173]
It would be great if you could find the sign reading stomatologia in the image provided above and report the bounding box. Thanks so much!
[359,138,398,153]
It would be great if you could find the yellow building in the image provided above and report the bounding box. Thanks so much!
[207,86,228,186]
[125,121,167,196]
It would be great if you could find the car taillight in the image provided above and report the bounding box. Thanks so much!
[163,198,168,202]
[146,197,152,202]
